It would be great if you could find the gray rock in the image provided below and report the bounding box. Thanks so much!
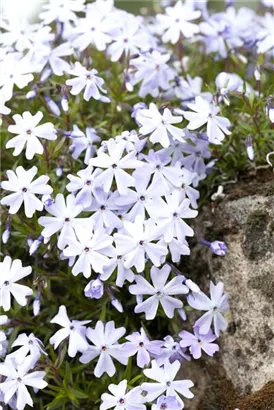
[187,191,274,400]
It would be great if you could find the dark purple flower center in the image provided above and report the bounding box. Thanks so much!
[65,217,70,222]
[22,187,28,193]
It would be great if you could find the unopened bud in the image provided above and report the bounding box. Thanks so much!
[246,136,254,161]
[44,95,61,116]
[111,297,123,313]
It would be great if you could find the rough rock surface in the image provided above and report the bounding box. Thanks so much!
[182,178,274,409]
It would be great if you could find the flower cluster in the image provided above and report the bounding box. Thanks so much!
[1,0,273,408]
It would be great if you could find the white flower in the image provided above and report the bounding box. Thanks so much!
[89,139,143,195]
[0,256,33,312]
[184,97,231,145]
[66,165,102,208]
[100,380,145,410]
[100,256,135,288]
[71,8,111,51]
[107,16,150,62]
[257,13,274,54]
[114,216,168,272]
[156,190,198,243]
[187,281,229,337]
[66,62,110,102]
[38,193,87,250]
[129,265,189,320]
[70,126,101,165]
[80,321,127,378]
[63,226,116,278]
[41,43,74,76]
[0,52,34,101]
[39,0,85,24]
[157,1,201,43]
[137,103,185,148]
[6,333,47,366]
[6,111,56,160]
[141,359,194,407]
[1,166,53,218]
[0,356,47,410]
[49,305,90,358]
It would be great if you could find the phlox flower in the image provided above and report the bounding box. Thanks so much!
[50,305,90,358]
[6,111,56,160]
[100,380,145,410]
[137,103,184,148]
[183,96,231,145]
[100,256,135,288]
[63,226,116,278]
[84,278,104,299]
[156,336,190,366]
[0,256,32,312]
[40,42,74,76]
[6,333,47,366]
[130,50,176,98]
[180,169,200,209]
[80,321,127,378]
[1,166,52,218]
[66,165,102,208]
[89,139,143,195]
[114,216,168,273]
[70,126,101,165]
[187,281,229,337]
[152,395,182,410]
[39,0,85,24]
[66,62,110,102]
[156,190,198,243]
[123,328,162,368]
[129,265,189,320]
[0,52,34,101]
[0,356,47,410]
[157,0,201,43]
[141,359,194,407]
[38,193,87,250]
[179,327,219,359]
[107,16,150,62]
[257,12,274,54]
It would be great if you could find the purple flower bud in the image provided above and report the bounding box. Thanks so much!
[44,95,61,116]
[26,90,37,100]
[254,67,261,81]
[111,297,123,313]
[42,195,53,207]
[61,96,69,112]
[40,68,53,82]
[56,167,63,177]
[84,278,104,299]
[246,136,254,161]
[2,225,10,244]
[200,238,228,256]
[29,235,43,256]
[33,292,41,316]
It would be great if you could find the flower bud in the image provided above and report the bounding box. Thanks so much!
[84,278,104,299]
[44,95,61,116]
[200,238,228,256]
[246,136,254,161]
[111,297,123,313]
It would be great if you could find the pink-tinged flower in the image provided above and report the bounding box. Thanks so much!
[187,281,229,337]
[6,111,56,160]
[49,305,90,358]
[1,166,53,218]
[0,356,47,410]
[89,139,143,195]
[114,216,168,273]
[137,103,185,148]
[80,321,127,378]
[100,380,146,410]
[179,328,219,359]
[66,62,110,102]
[129,265,189,320]
[0,256,33,312]
[141,359,194,407]
[123,328,162,368]
[183,96,231,145]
